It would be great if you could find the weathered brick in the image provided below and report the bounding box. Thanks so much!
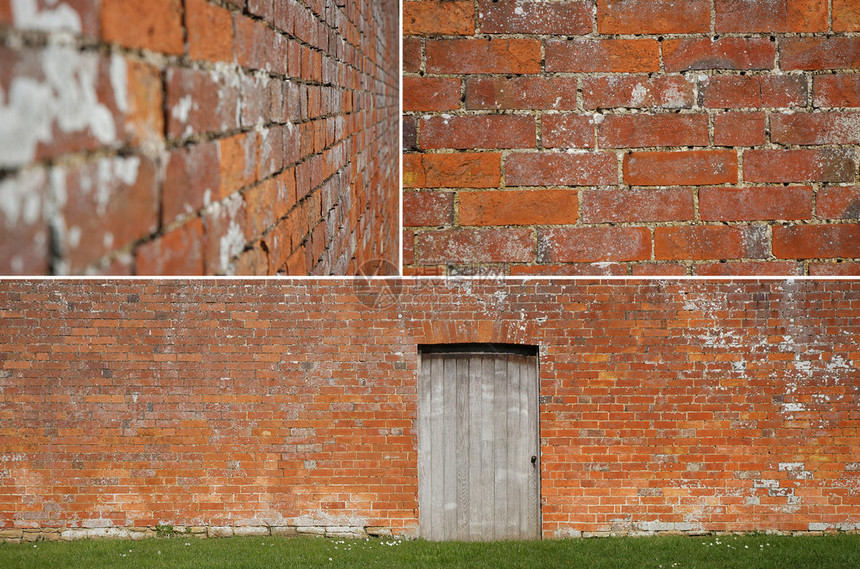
[203,194,248,275]
[466,77,579,110]
[542,114,595,149]
[459,189,578,226]
[808,261,860,275]
[402,77,460,112]
[0,169,51,274]
[581,188,694,223]
[834,0,860,31]
[219,132,259,198]
[781,38,860,70]
[773,225,860,259]
[135,218,205,276]
[403,230,415,265]
[404,38,422,73]
[715,0,827,33]
[186,0,234,63]
[166,67,241,139]
[744,149,856,183]
[663,38,776,72]
[162,141,221,225]
[623,151,738,186]
[700,76,807,108]
[478,0,591,34]
[415,228,534,263]
[538,227,651,262]
[632,263,688,276]
[403,116,417,152]
[403,153,501,189]
[403,191,454,226]
[583,76,695,109]
[814,75,860,107]
[425,39,541,74]
[655,226,769,260]
[510,263,628,276]
[403,1,474,35]
[816,187,860,220]
[771,112,860,145]
[506,152,618,187]
[714,112,766,147]
[699,186,813,221]
[545,39,660,73]
[597,0,710,34]
[598,114,709,149]
[419,115,535,150]
[101,0,184,54]
[693,261,804,276]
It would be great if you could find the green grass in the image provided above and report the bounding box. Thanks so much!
[1,533,859,569]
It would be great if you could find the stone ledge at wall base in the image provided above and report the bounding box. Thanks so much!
[0,525,397,544]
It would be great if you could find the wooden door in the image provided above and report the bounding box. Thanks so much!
[417,348,540,541]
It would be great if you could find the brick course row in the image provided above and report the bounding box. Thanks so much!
[403,0,860,276]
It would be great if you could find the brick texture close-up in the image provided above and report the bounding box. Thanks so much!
[403,0,860,276]
[0,0,399,276]
[0,279,858,540]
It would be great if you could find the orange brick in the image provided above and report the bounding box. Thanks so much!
[598,0,709,33]
[538,227,652,263]
[135,218,205,276]
[663,38,776,72]
[546,39,660,73]
[773,225,860,259]
[782,38,860,70]
[403,1,474,35]
[403,153,501,189]
[834,0,860,31]
[699,187,813,221]
[478,0,591,34]
[655,226,768,260]
[582,189,694,223]
[744,149,855,183]
[458,189,578,226]
[506,152,617,187]
[598,114,709,149]
[715,0,827,32]
[403,191,454,227]
[402,77,460,112]
[466,77,579,110]
[101,0,184,54]
[187,0,234,63]
[419,115,535,150]
[623,151,738,186]
[425,38,541,74]
[415,228,534,264]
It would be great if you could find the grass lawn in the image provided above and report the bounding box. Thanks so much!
[0,533,858,569]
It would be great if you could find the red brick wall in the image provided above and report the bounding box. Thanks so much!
[0,0,399,276]
[403,0,860,277]
[1,279,858,538]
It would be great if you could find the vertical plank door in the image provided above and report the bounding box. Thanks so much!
[418,350,540,541]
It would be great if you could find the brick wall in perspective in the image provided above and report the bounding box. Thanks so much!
[0,0,399,276]
[403,0,860,277]
[1,279,858,540]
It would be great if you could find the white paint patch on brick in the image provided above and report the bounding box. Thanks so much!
[110,54,128,114]
[0,168,44,225]
[172,95,193,124]
[11,0,81,32]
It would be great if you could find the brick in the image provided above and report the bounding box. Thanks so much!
[693,261,804,276]
[817,187,860,220]
[459,189,578,226]
[403,191,454,226]
[419,115,535,150]
[632,263,688,276]
[403,266,445,276]
[58,156,159,271]
[542,114,595,149]
[506,152,618,187]
[162,141,221,225]
[834,0,860,31]
[663,38,776,72]
[101,0,183,54]
[773,225,860,259]
[814,75,860,108]
[808,261,860,275]
[714,112,766,147]
[219,132,259,198]
[402,77,460,112]
[478,0,591,34]
[0,169,51,274]
[123,59,165,150]
[404,38,421,73]
[403,230,415,265]
[415,228,534,263]
[597,114,709,149]
[744,149,856,183]
[597,0,709,34]
[403,153,501,189]
[166,67,241,139]
[700,76,807,109]
[244,173,295,238]
[538,227,651,263]
[781,38,860,71]
[581,188,694,223]
[655,226,769,260]
[203,194,248,274]
[623,151,738,186]
[699,186,813,221]
[545,39,660,73]
[771,112,860,146]
[135,218,205,276]
[425,39,541,74]
[403,1,474,35]
[403,116,417,152]
[715,0,827,33]
[583,76,695,110]
[186,0,234,63]
[510,264,628,276]
[466,77,579,110]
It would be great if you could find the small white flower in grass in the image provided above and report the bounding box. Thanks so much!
[745,545,749,549]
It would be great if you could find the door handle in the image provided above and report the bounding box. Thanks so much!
[531,455,537,465]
